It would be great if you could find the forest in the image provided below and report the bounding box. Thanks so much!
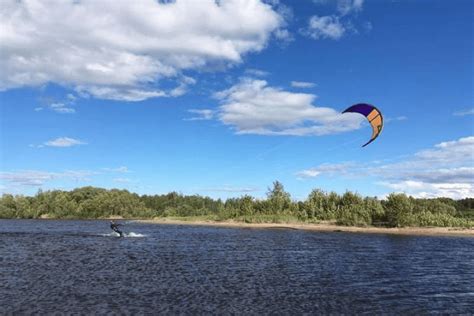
[1,181,473,228]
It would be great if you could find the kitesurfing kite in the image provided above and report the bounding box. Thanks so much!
[342,103,383,147]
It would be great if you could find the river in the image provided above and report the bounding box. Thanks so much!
[1,219,473,314]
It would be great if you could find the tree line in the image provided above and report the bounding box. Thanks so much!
[0,182,473,228]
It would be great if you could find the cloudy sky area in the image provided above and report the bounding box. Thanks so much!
[0,0,473,199]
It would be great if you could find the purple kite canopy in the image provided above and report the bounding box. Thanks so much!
[342,103,374,117]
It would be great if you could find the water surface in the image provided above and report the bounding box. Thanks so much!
[1,220,473,314]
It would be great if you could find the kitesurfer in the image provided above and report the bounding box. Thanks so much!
[110,220,124,237]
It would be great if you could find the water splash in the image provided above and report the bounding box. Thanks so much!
[125,232,146,238]
[99,232,118,237]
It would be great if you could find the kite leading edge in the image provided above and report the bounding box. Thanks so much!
[342,103,383,147]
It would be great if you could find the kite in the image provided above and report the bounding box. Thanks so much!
[342,103,383,147]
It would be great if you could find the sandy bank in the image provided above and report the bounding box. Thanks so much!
[135,218,474,237]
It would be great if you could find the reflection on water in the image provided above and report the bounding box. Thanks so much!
[1,220,473,314]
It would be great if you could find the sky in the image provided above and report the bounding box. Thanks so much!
[0,0,473,200]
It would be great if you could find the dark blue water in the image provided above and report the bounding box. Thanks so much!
[1,220,473,314]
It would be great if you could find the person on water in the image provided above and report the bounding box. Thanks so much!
[110,220,124,237]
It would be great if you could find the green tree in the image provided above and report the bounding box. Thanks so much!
[384,193,414,227]
[336,191,371,226]
[266,181,291,214]
[305,189,326,219]
[0,194,18,218]
[364,197,385,224]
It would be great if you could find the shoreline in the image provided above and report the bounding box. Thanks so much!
[135,218,474,237]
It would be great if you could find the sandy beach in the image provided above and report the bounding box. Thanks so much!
[136,218,474,237]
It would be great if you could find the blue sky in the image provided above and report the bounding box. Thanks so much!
[1,0,473,199]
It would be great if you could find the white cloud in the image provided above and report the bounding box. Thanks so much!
[385,116,407,122]
[307,0,366,39]
[50,103,64,109]
[44,137,86,147]
[214,78,363,136]
[201,186,259,193]
[0,168,141,192]
[1,0,284,101]
[76,86,167,102]
[297,136,474,198]
[337,0,364,16]
[413,136,474,165]
[0,170,95,187]
[379,181,473,200]
[273,28,294,43]
[303,15,345,40]
[0,170,56,186]
[297,169,321,178]
[268,0,294,44]
[29,144,44,148]
[245,68,270,77]
[169,76,197,97]
[186,109,215,121]
[36,94,78,113]
[49,102,76,114]
[296,162,357,179]
[102,166,130,173]
[363,21,373,32]
[53,107,75,114]
[113,178,132,183]
[291,81,316,88]
[403,167,474,184]
[453,108,474,116]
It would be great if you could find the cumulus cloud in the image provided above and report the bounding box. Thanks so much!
[0,170,56,186]
[312,0,364,15]
[273,28,294,43]
[76,87,167,102]
[113,178,132,183]
[34,94,78,113]
[379,181,473,200]
[49,102,76,114]
[337,0,364,16]
[268,0,294,44]
[296,162,358,179]
[102,166,130,173]
[186,109,215,121]
[44,137,87,147]
[201,186,259,193]
[413,136,474,165]
[214,78,363,136]
[303,15,345,40]
[363,21,373,32]
[385,116,407,122]
[297,136,474,198]
[0,0,284,101]
[245,68,270,77]
[453,108,474,116]
[0,166,130,191]
[305,0,366,40]
[291,81,316,88]
[0,170,96,187]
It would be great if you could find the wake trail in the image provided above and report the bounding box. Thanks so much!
[99,232,147,238]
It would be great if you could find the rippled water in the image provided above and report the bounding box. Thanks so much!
[1,220,473,314]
